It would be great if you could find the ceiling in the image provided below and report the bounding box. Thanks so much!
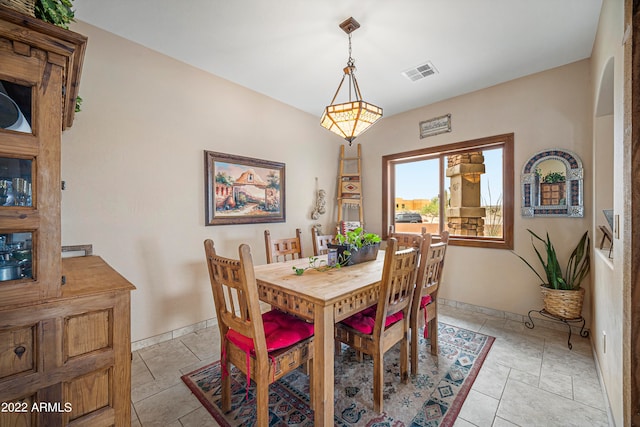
[73,0,603,118]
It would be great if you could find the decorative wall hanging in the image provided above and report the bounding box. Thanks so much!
[204,151,285,225]
[419,113,451,139]
[311,185,326,220]
[521,149,583,218]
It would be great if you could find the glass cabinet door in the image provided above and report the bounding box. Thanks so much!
[1,9,86,306]
[0,231,33,282]
[0,79,32,134]
[0,157,32,207]
[0,50,61,302]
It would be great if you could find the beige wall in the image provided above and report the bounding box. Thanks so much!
[61,19,627,422]
[61,21,594,339]
[59,6,630,422]
[589,0,626,425]
[359,59,593,318]
[62,22,340,342]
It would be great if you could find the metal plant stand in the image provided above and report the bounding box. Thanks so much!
[525,309,589,350]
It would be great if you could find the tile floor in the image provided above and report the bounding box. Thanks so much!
[130,303,612,426]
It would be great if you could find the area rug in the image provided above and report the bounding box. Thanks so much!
[181,322,494,426]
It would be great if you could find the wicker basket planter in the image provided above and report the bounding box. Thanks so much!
[0,0,35,16]
[540,286,585,319]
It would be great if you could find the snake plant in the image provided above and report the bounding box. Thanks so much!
[515,229,590,290]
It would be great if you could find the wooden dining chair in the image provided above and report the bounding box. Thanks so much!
[311,227,334,256]
[334,238,419,413]
[264,228,303,263]
[410,231,449,375]
[204,239,314,427]
[388,225,427,249]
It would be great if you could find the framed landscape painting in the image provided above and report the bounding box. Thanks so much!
[204,151,285,225]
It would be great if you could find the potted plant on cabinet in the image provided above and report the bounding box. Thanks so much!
[34,0,83,111]
[330,227,381,266]
[515,229,590,319]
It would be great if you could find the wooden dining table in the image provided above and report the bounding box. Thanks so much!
[253,251,386,427]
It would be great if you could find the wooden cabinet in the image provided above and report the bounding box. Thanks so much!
[0,5,86,306]
[0,256,134,426]
[0,7,135,426]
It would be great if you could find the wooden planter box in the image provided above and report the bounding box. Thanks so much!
[328,243,380,266]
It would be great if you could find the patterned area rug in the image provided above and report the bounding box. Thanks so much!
[181,322,494,426]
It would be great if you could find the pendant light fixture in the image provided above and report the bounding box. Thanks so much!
[320,17,382,146]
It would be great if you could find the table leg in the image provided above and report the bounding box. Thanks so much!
[312,304,334,426]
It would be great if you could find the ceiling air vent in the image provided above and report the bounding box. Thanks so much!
[402,61,438,82]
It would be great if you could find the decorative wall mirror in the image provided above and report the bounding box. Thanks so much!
[521,149,584,217]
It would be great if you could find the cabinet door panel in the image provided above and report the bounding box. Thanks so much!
[64,309,112,360]
[0,394,37,427]
[64,368,112,422]
[0,325,35,380]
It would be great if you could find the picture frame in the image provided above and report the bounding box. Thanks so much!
[419,113,452,139]
[204,151,285,225]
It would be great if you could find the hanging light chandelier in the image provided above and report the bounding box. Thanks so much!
[320,17,382,146]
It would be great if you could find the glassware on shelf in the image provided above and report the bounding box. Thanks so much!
[0,180,8,205]
[0,157,33,207]
[7,178,31,206]
[0,232,33,282]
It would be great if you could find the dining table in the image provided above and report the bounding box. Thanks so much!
[253,250,386,427]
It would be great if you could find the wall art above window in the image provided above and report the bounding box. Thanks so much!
[419,113,451,139]
[204,151,285,225]
[521,149,584,218]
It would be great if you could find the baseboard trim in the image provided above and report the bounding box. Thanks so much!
[439,298,591,336]
[131,317,218,352]
[591,346,617,426]
[132,298,590,351]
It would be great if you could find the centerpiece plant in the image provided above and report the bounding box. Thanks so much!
[293,227,381,274]
[332,227,381,266]
[335,227,381,253]
[515,229,590,319]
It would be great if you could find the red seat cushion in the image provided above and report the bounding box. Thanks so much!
[226,309,314,353]
[420,295,433,308]
[340,305,404,335]
[420,295,434,338]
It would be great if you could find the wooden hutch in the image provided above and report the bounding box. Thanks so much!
[0,6,134,426]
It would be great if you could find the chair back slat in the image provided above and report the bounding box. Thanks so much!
[264,228,303,263]
[204,239,267,355]
[376,238,419,331]
[312,227,334,256]
[387,225,427,249]
[412,231,449,311]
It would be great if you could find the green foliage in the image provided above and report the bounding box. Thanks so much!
[420,197,439,221]
[515,229,590,290]
[542,171,566,183]
[35,0,75,29]
[215,172,233,186]
[292,256,342,275]
[266,171,280,190]
[74,95,82,113]
[335,227,381,252]
[35,0,82,112]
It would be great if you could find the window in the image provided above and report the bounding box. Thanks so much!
[382,133,514,249]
